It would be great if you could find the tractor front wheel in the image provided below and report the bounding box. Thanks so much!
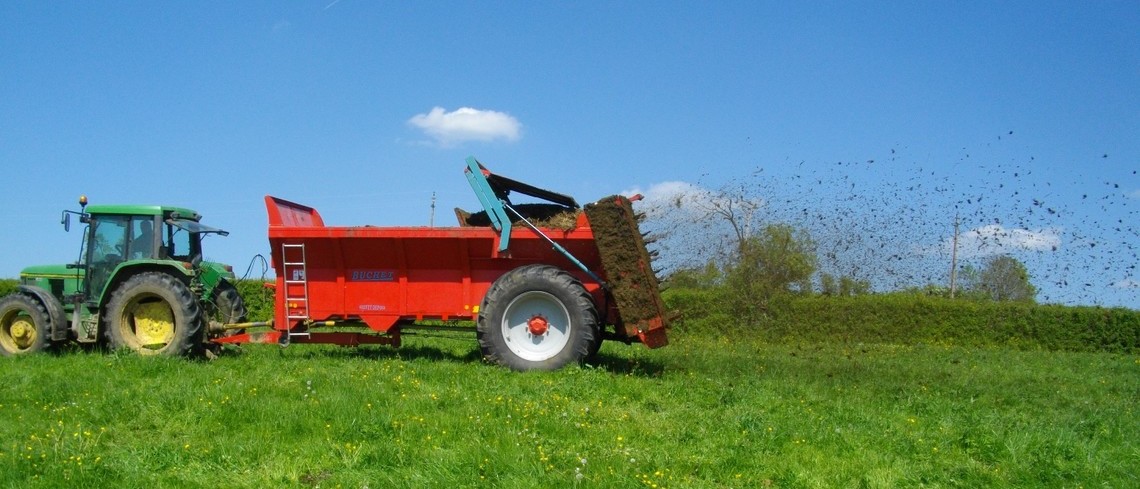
[477,265,598,371]
[105,272,203,357]
[0,294,52,356]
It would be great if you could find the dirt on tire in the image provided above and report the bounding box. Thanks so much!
[104,272,204,357]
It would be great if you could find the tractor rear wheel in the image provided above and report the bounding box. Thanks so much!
[105,272,204,357]
[209,282,247,324]
[204,281,247,357]
[477,265,598,371]
[0,294,52,356]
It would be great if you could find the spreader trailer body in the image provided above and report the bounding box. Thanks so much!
[217,157,669,370]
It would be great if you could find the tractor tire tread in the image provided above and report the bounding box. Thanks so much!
[0,293,54,356]
[104,272,204,357]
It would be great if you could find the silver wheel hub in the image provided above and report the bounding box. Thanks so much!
[501,291,571,362]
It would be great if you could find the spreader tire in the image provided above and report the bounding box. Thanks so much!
[478,265,598,371]
[587,333,604,361]
[105,272,204,357]
[0,293,52,356]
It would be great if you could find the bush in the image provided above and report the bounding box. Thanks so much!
[663,286,1140,353]
[661,287,726,333]
[234,279,275,322]
[0,279,18,297]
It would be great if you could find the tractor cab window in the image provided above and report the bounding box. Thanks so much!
[128,218,157,259]
[164,218,204,263]
[89,215,130,264]
[87,215,131,300]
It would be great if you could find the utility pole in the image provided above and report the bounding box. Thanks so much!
[949,213,959,298]
[429,192,436,228]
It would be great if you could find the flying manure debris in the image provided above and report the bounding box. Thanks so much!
[632,130,1138,307]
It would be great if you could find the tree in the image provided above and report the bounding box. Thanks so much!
[724,224,817,321]
[838,275,872,296]
[820,272,871,296]
[700,184,761,258]
[969,255,1037,303]
[820,273,839,296]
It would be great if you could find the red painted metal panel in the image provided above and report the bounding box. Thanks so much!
[265,196,324,227]
[262,195,663,348]
[266,197,608,335]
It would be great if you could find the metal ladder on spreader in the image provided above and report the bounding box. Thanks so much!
[280,243,311,341]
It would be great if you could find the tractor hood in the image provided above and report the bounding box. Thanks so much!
[19,264,82,279]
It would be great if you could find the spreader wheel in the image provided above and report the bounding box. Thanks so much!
[105,272,204,357]
[478,265,598,371]
[0,293,52,356]
[587,332,604,360]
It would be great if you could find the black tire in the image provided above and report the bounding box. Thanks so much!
[477,265,598,371]
[208,281,247,324]
[104,272,204,357]
[587,329,604,361]
[205,281,247,355]
[0,293,52,356]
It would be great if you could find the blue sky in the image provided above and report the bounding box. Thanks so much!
[2,1,1137,308]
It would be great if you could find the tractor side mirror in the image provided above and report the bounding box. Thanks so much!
[61,194,90,232]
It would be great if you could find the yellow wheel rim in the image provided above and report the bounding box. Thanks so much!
[1,314,37,351]
[128,300,175,350]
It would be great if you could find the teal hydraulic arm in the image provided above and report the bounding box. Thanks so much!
[462,156,603,285]
[464,156,515,251]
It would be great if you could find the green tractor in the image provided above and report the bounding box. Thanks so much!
[0,196,245,357]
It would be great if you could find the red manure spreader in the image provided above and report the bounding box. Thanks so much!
[216,157,669,370]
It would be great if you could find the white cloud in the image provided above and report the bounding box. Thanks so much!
[622,181,712,219]
[1113,278,1140,289]
[407,107,521,146]
[621,180,766,269]
[622,181,763,222]
[1128,188,1140,200]
[948,224,1062,257]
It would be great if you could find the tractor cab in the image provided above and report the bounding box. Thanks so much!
[60,196,229,305]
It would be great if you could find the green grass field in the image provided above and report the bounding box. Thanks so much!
[1,330,1136,488]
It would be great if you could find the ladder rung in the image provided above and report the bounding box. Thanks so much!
[282,242,309,321]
